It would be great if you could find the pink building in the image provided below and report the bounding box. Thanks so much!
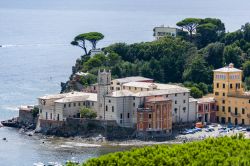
[197,97,216,123]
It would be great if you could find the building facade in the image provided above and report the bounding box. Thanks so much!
[122,82,192,124]
[38,92,97,121]
[153,26,181,40]
[197,97,216,123]
[214,63,250,125]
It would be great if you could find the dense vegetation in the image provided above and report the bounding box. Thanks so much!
[80,107,97,119]
[66,135,250,166]
[68,18,250,97]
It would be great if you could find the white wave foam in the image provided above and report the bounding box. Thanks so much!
[64,142,101,147]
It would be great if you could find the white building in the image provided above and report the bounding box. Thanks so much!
[153,26,181,40]
[38,70,197,128]
[38,92,97,121]
[110,76,153,91]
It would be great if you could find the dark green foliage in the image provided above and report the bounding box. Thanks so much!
[223,44,243,68]
[183,55,212,84]
[201,42,225,69]
[79,74,96,87]
[31,107,39,118]
[70,19,250,96]
[243,61,250,78]
[80,107,97,119]
[190,87,203,98]
[71,137,250,166]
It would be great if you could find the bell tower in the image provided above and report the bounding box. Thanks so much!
[97,69,111,119]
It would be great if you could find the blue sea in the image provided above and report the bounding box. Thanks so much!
[0,0,250,165]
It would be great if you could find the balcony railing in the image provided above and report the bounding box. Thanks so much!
[230,112,241,117]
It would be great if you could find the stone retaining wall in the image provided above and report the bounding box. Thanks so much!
[39,118,136,139]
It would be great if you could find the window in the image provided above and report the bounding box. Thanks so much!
[74,103,76,107]
[135,87,137,90]
[148,114,152,119]
[83,102,86,106]
[64,104,66,108]
[148,123,151,129]
[117,82,120,85]
[120,113,123,119]
[129,87,131,90]
[175,94,177,97]
[109,100,111,103]
[112,106,114,112]
[222,100,225,104]
[228,117,231,123]
[92,102,94,106]
[50,113,52,120]
[127,113,130,118]
[217,106,219,111]
[68,103,71,107]
[166,95,168,97]
[133,97,135,100]
[133,103,135,107]
[235,107,238,115]
[117,87,120,90]
[174,108,177,114]
[215,92,219,96]
[242,108,245,114]
[222,106,225,112]
[183,107,186,112]
[183,93,186,96]
[223,84,225,88]
[175,100,177,104]
[236,83,240,89]
[230,84,233,89]
[216,83,219,88]
[123,86,125,89]
[228,107,231,113]
[183,100,186,103]
[223,93,225,96]
[106,105,108,111]
[78,103,81,106]
[242,119,245,125]
[248,100,250,104]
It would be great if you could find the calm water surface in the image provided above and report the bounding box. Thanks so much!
[0,0,250,165]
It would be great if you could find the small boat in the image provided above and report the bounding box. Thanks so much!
[33,162,45,166]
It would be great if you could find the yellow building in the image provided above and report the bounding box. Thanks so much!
[214,63,250,125]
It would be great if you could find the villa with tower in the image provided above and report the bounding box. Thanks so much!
[212,63,250,125]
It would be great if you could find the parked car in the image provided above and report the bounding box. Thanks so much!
[194,128,202,132]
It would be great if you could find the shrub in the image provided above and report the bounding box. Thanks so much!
[71,136,250,166]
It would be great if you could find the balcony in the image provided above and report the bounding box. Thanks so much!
[137,108,152,112]
[230,112,241,117]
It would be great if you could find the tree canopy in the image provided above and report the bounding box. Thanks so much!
[80,107,97,119]
[71,32,104,55]
[176,18,202,40]
[67,136,249,166]
[65,18,250,97]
